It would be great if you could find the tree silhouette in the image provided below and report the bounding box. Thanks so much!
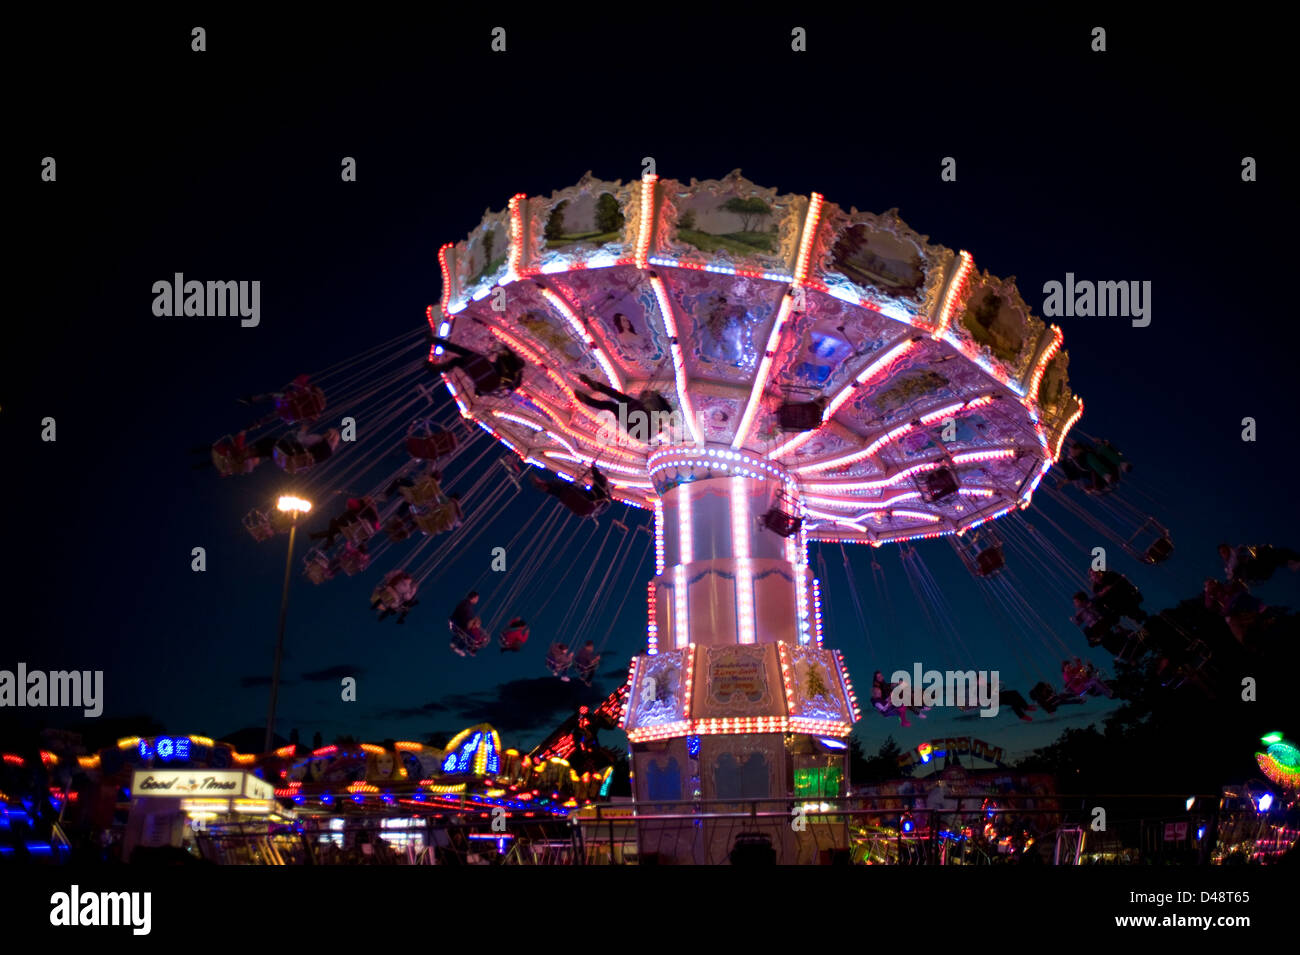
[852,735,906,784]
[594,193,624,234]
[722,196,773,233]
[544,201,568,240]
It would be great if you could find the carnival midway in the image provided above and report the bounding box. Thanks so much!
[5,172,1297,865]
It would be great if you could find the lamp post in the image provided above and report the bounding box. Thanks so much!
[265,495,311,754]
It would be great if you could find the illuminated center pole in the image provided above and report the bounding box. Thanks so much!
[648,448,811,649]
[265,495,311,754]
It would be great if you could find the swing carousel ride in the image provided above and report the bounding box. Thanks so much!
[208,171,1206,860]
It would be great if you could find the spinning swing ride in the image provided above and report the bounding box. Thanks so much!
[210,170,1206,860]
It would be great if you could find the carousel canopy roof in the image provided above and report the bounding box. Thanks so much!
[434,170,1082,545]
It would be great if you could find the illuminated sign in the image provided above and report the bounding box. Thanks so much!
[130,770,273,801]
[900,737,1006,769]
[138,736,193,762]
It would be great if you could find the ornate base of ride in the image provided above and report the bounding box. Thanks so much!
[623,641,856,863]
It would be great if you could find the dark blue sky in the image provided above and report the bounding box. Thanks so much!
[8,12,1295,761]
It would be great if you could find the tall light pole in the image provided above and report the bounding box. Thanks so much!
[265,494,311,754]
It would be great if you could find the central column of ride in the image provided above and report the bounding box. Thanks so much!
[622,446,860,864]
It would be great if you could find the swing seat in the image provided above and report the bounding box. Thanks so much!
[777,401,824,431]
[759,507,802,538]
[276,386,326,424]
[463,354,502,396]
[385,517,416,542]
[337,546,370,576]
[922,467,959,503]
[450,622,489,655]
[412,501,460,535]
[405,430,458,460]
[500,625,529,651]
[494,353,525,392]
[273,441,317,474]
[399,475,444,507]
[1143,537,1174,564]
[372,586,400,612]
[212,437,258,477]
[304,550,333,584]
[340,515,378,547]
[974,546,1005,577]
[243,509,275,542]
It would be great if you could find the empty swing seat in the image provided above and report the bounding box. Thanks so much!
[777,401,824,431]
[405,430,458,460]
[276,386,327,423]
[337,546,370,576]
[212,436,258,477]
[243,509,275,542]
[974,546,1005,577]
[760,508,802,538]
[922,467,959,503]
[385,516,416,542]
[273,440,316,474]
[303,550,333,585]
[464,354,502,396]
[1144,536,1174,564]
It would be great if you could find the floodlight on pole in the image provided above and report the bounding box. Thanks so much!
[265,493,312,753]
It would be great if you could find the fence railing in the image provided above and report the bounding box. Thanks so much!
[176,791,1292,865]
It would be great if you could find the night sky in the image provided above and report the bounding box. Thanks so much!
[8,12,1295,764]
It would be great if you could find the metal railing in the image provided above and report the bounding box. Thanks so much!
[150,792,1295,865]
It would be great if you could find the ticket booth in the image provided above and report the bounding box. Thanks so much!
[124,769,281,859]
